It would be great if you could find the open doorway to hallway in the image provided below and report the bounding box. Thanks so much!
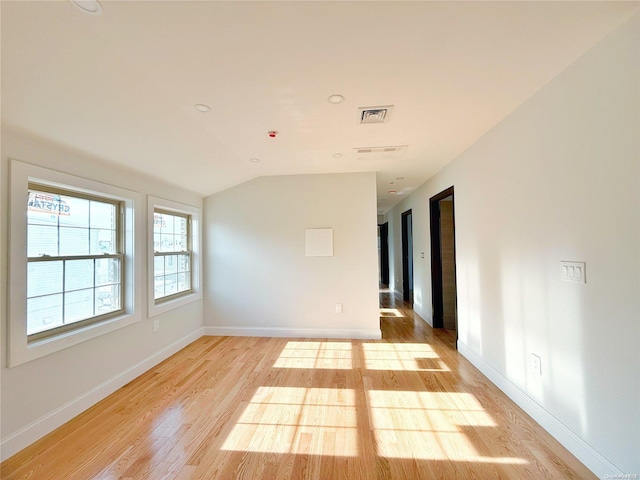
[401,209,413,304]
[429,187,458,340]
[378,222,389,287]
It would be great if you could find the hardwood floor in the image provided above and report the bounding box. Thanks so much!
[1,292,595,479]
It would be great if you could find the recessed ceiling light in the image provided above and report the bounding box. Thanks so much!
[328,94,345,104]
[389,182,394,185]
[70,0,103,15]
[194,104,211,113]
[249,158,260,163]
[396,176,404,180]
[388,190,397,194]
[332,153,343,158]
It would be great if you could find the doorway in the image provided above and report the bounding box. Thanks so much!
[401,210,413,304]
[430,187,458,337]
[378,222,390,287]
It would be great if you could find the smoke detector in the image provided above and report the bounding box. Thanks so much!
[358,105,394,124]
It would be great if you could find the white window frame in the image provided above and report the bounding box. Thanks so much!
[147,196,201,318]
[8,160,142,367]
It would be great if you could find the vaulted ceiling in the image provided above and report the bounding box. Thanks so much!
[2,1,638,212]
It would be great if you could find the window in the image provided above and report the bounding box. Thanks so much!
[26,185,124,339]
[153,210,192,301]
[9,160,142,367]
[147,196,201,318]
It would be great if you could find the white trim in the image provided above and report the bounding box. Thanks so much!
[8,159,143,367]
[0,327,204,462]
[147,196,202,318]
[203,326,382,340]
[457,341,623,478]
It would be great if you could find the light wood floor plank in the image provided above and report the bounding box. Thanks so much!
[1,292,595,479]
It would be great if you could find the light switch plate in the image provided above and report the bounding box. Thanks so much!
[531,353,542,376]
[560,261,586,283]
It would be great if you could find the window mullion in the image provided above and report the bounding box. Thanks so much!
[88,199,91,256]
[92,257,96,318]
[62,259,66,326]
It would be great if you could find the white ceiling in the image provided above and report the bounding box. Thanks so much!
[2,1,638,213]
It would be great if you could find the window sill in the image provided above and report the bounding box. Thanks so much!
[10,311,141,367]
[148,290,202,318]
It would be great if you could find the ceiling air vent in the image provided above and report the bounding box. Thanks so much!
[353,145,407,160]
[358,105,394,124]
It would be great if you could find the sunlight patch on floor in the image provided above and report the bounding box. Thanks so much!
[362,342,448,371]
[221,387,358,456]
[273,341,353,369]
[379,307,405,318]
[368,390,526,464]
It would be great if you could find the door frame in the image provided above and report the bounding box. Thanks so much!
[429,186,456,329]
[401,209,413,303]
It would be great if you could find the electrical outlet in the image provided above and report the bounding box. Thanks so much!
[531,354,542,376]
[153,319,160,333]
[335,303,343,314]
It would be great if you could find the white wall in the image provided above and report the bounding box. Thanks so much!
[385,14,639,476]
[203,173,380,339]
[0,127,204,459]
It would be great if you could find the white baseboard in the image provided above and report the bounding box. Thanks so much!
[203,326,382,340]
[0,327,204,462]
[457,341,623,478]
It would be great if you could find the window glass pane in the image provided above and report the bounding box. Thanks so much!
[159,234,175,252]
[175,216,187,236]
[59,227,89,256]
[96,284,120,315]
[162,213,176,235]
[153,213,164,234]
[154,213,174,234]
[95,258,120,286]
[165,255,178,274]
[176,233,187,251]
[65,259,94,291]
[27,294,63,335]
[153,233,161,252]
[65,288,94,323]
[90,229,116,254]
[154,256,165,276]
[27,225,59,257]
[59,196,89,228]
[164,274,178,296]
[178,254,190,272]
[90,201,116,229]
[177,272,190,292]
[154,276,165,299]
[28,261,63,297]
